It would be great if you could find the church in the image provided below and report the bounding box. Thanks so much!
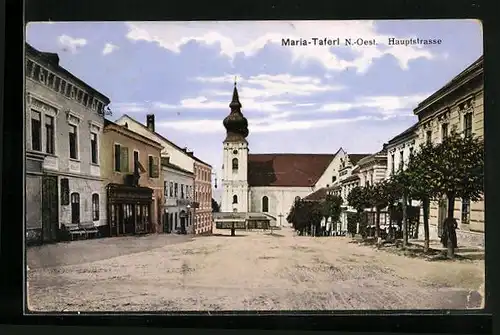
[219,82,350,226]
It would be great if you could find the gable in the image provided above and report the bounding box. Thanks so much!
[247,154,335,187]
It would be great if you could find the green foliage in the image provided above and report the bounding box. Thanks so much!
[431,131,484,201]
[287,199,322,232]
[320,194,343,225]
[347,186,370,213]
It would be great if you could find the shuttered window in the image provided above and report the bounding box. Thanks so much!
[114,144,121,172]
[120,146,129,172]
[148,156,159,178]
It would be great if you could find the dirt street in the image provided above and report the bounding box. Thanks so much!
[27,227,484,311]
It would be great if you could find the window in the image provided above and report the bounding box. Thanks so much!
[409,147,414,158]
[92,194,99,221]
[45,115,54,154]
[390,153,395,174]
[69,124,78,159]
[174,183,178,198]
[114,144,121,171]
[60,80,67,94]
[461,198,471,224]
[148,156,159,178]
[426,130,432,144]
[60,178,70,205]
[164,181,168,197]
[464,113,473,138]
[169,182,173,197]
[399,150,404,171]
[441,123,449,141]
[233,195,238,204]
[181,185,185,199]
[31,110,41,151]
[262,196,269,212]
[331,176,336,183]
[90,133,98,164]
[232,158,238,171]
[133,150,139,172]
[71,192,80,224]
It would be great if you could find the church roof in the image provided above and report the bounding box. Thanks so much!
[303,187,329,202]
[247,154,335,187]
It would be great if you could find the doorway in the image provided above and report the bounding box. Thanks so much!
[41,175,58,243]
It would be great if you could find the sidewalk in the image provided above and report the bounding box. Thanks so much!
[409,238,484,260]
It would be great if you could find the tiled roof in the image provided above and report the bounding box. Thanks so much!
[247,153,335,187]
[348,154,371,166]
[303,187,329,201]
[118,115,212,168]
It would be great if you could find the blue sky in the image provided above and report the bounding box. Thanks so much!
[26,20,483,189]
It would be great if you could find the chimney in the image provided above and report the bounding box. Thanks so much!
[146,114,155,132]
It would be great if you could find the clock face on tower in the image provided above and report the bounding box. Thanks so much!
[233,150,238,155]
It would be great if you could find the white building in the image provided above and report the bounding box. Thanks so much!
[25,43,110,244]
[219,83,348,226]
[162,157,195,233]
[385,123,418,179]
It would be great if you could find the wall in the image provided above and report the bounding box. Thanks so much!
[315,149,347,187]
[101,126,163,227]
[385,136,416,179]
[115,116,195,173]
[416,79,484,233]
[221,140,249,213]
[194,161,213,234]
[25,57,108,229]
[162,166,195,231]
[249,186,314,225]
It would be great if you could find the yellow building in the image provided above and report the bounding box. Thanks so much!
[413,55,484,247]
[101,119,164,236]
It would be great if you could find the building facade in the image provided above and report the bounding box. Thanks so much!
[25,43,110,244]
[115,114,213,235]
[356,149,388,187]
[413,55,484,247]
[162,157,195,233]
[101,120,163,236]
[193,160,213,235]
[385,124,418,179]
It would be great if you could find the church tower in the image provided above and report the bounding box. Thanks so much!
[221,81,249,213]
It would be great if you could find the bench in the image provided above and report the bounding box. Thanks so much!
[65,223,99,241]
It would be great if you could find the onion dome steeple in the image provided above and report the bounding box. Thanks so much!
[223,80,249,142]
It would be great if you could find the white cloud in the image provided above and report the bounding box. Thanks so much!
[58,34,87,53]
[111,102,148,113]
[125,21,438,73]
[319,93,430,116]
[102,43,119,55]
[156,115,380,134]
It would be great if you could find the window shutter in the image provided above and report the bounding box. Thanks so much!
[121,147,129,172]
[153,157,160,178]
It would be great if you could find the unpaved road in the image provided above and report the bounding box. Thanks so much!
[27,227,484,311]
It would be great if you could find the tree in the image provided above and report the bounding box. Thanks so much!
[382,176,406,243]
[347,186,371,238]
[430,131,484,258]
[211,198,220,213]
[400,143,440,253]
[320,194,343,235]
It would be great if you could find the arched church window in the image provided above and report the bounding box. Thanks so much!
[232,158,238,171]
[233,195,238,204]
[262,196,269,213]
